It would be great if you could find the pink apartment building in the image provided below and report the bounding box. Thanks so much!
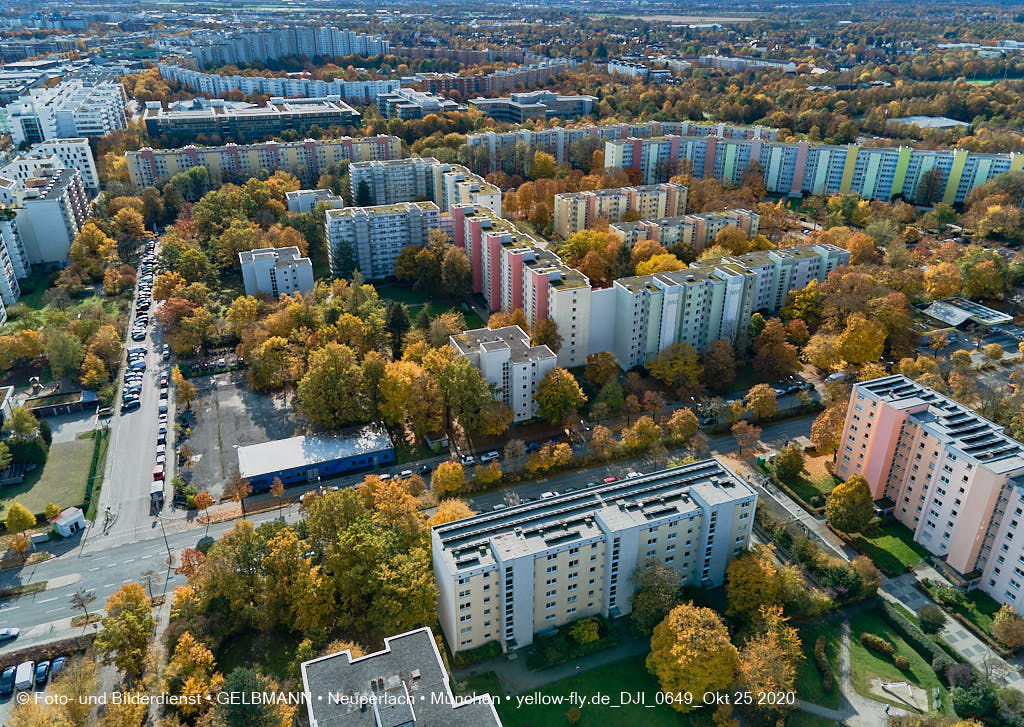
[838,375,1024,610]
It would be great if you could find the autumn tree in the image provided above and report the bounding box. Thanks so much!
[531,316,562,353]
[838,313,886,367]
[428,499,475,527]
[701,339,736,391]
[825,475,874,534]
[731,420,761,455]
[94,583,156,679]
[535,368,587,423]
[5,501,35,535]
[737,605,802,720]
[635,253,685,275]
[745,384,778,421]
[925,262,962,300]
[726,545,783,622]
[622,416,662,452]
[432,461,466,495]
[584,351,619,389]
[811,401,848,455]
[753,318,800,377]
[647,603,739,713]
[630,558,683,634]
[171,366,198,409]
[298,343,368,428]
[993,605,1024,649]
[649,342,702,391]
[164,630,224,717]
[440,246,472,296]
[223,474,252,518]
[773,444,805,482]
[664,408,699,445]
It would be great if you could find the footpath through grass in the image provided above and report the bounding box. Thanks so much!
[494,653,712,727]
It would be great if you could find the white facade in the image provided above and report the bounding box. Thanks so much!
[158,64,400,103]
[350,157,501,215]
[27,138,99,191]
[325,201,443,279]
[0,158,88,265]
[432,460,756,652]
[451,326,557,422]
[239,246,315,299]
[285,188,345,214]
[5,80,127,145]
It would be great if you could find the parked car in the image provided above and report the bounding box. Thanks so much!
[33,661,49,688]
[0,665,15,696]
[162,344,170,360]
[121,400,141,413]
[417,464,432,476]
[0,627,18,642]
[49,657,65,678]
[460,454,476,466]
[524,442,541,453]
[481,451,501,463]
[492,503,507,511]
[540,491,558,499]
[399,470,413,478]
[603,476,620,484]
[14,661,34,691]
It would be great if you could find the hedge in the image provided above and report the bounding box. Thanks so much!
[879,598,961,667]
[450,640,502,669]
[860,632,895,657]
[814,636,834,693]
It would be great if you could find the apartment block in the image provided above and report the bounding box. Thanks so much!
[410,60,569,97]
[158,64,400,103]
[466,120,778,173]
[26,138,99,192]
[376,88,465,119]
[350,158,501,215]
[450,326,557,422]
[125,136,400,188]
[605,134,1024,204]
[432,460,756,652]
[285,189,345,214]
[325,202,444,279]
[837,376,1024,612]
[0,212,26,312]
[607,60,651,79]
[5,80,127,145]
[552,183,687,238]
[610,209,760,252]
[186,27,389,68]
[0,158,88,265]
[239,246,315,298]
[141,96,360,143]
[469,91,597,124]
[300,627,502,727]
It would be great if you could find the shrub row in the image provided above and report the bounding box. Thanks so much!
[879,598,961,668]
[860,631,895,657]
[450,640,501,669]
[813,636,834,693]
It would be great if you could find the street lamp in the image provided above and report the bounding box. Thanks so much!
[155,513,172,563]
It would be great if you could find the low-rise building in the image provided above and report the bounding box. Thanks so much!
[451,326,557,422]
[236,425,394,492]
[376,88,464,119]
[469,91,597,124]
[837,376,1024,612]
[239,246,315,299]
[141,96,361,143]
[285,188,345,214]
[432,459,756,652]
[125,136,401,188]
[301,626,502,727]
[325,201,445,279]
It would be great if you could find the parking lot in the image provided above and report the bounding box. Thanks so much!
[182,372,301,494]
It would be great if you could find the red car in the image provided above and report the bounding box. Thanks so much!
[603,476,620,484]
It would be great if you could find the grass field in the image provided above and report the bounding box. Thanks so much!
[495,654,713,727]
[786,472,839,505]
[921,580,1002,637]
[216,627,300,684]
[373,282,486,329]
[848,611,951,714]
[1,433,96,517]
[797,621,841,709]
[788,713,840,727]
[849,521,930,575]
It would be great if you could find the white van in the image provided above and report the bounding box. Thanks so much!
[14,660,34,691]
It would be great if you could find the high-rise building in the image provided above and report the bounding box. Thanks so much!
[125,136,401,188]
[349,158,501,215]
[5,79,127,145]
[837,376,1024,611]
[25,138,98,192]
[450,326,557,422]
[239,247,315,299]
[609,209,760,252]
[325,202,446,279]
[157,64,400,103]
[0,156,88,265]
[605,134,1024,204]
[410,60,570,97]
[552,183,687,238]
[432,460,756,653]
[185,27,390,68]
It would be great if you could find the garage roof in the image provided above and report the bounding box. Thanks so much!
[236,425,393,479]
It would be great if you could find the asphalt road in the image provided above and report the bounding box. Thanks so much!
[0,413,815,648]
[95,250,174,541]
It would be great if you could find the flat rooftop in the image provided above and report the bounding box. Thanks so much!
[923,297,1012,327]
[236,425,393,479]
[434,459,754,571]
[451,325,556,364]
[857,375,1024,474]
[302,627,500,727]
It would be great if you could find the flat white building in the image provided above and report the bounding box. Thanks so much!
[26,138,99,192]
[158,64,400,103]
[0,158,88,265]
[350,157,501,216]
[432,460,756,652]
[450,326,557,422]
[5,80,127,145]
[325,201,446,279]
[239,246,315,299]
[285,188,345,214]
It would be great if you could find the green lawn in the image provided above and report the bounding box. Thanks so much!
[921,580,1002,637]
[797,621,841,709]
[785,472,839,505]
[788,713,840,727]
[849,521,930,575]
[495,654,713,727]
[373,282,486,329]
[848,611,951,715]
[1,433,96,518]
[455,671,503,698]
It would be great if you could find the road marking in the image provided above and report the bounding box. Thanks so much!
[45,608,63,614]
[103,584,115,588]
[88,567,100,572]
[37,597,57,604]
[124,559,134,564]
[0,606,19,612]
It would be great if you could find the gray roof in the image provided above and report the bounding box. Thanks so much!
[301,627,501,727]
[236,425,393,479]
[924,297,1012,327]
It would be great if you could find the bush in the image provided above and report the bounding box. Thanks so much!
[811,495,824,507]
[7,436,47,466]
[879,599,953,667]
[932,584,966,608]
[860,632,895,657]
[567,706,581,724]
[917,604,947,634]
[813,636,834,693]
[893,654,910,670]
[932,653,955,677]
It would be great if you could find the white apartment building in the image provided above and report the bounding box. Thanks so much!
[285,188,345,214]
[450,326,557,422]
[432,459,756,652]
[610,209,760,252]
[0,158,88,265]
[552,183,687,239]
[325,201,445,279]
[838,376,1024,612]
[6,80,127,145]
[239,246,315,299]
[349,157,501,215]
[26,138,99,192]
[158,64,400,103]
[0,212,27,311]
